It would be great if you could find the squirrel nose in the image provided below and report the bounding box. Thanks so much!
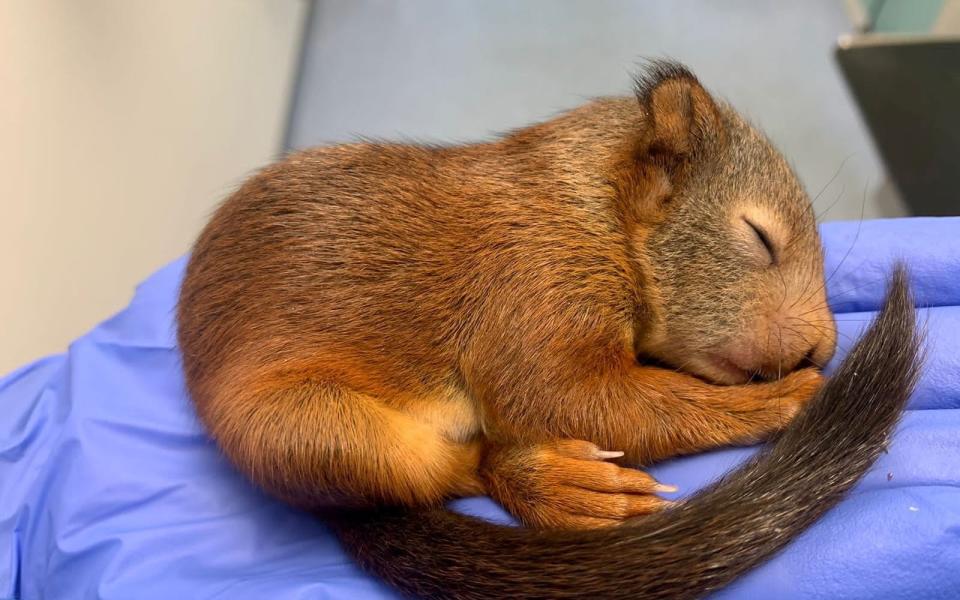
[754,353,805,380]
[712,344,808,382]
[749,305,838,380]
[797,346,819,369]
[804,327,838,369]
[755,333,835,380]
[712,316,837,383]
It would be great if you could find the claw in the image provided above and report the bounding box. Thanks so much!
[654,483,679,493]
[594,449,625,460]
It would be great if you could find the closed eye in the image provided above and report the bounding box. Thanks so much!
[744,217,777,264]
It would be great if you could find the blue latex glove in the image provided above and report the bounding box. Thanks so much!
[2,217,958,599]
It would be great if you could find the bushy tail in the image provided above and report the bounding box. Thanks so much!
[329,265,920,600]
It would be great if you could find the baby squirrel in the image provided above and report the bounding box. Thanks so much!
[177,62,920,598]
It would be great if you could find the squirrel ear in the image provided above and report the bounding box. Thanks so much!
[633,61,720,158]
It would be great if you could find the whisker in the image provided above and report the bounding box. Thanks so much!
[783,155,854,255]
[813,153,856,223]
[814,179,847,225]
[800,318,873,323]
[777,324,783,424]
[792,181,869,313]
[785,317,858,346]
[790,266,820,313]
[823,180,869,287]
[776,265,788,312]
[826,278,886,300]
[793,278,884,316]
[777,323,816,355]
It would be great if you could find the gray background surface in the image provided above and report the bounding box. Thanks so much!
[287,0,906,221]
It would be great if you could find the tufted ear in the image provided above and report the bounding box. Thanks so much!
[633,61,721,159]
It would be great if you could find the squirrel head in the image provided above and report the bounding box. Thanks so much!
[624,62,837,384]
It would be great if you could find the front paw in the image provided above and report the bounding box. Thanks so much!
[770,368,825,424]
[481,440,676,529]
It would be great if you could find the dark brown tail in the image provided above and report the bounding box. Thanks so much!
[329,264,920,600]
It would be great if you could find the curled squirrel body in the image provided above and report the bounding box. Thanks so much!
[177,62,919,597]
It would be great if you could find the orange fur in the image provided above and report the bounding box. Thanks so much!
[177,64,835,528]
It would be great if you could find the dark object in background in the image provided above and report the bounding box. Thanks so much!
[836,36,960,216]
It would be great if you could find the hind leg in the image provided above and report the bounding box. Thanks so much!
[199,375,484,509]
[482,439,675,529]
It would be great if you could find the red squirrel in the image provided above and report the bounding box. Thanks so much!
[177,62,919,598]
